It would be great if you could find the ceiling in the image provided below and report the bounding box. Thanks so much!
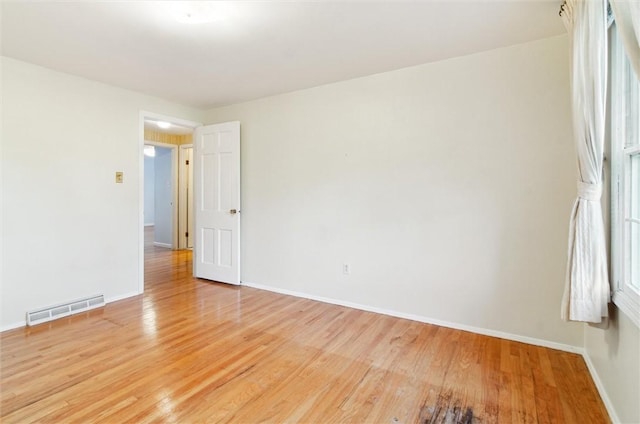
[1,1,565,110]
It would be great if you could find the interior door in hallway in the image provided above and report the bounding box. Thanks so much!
[193,121,240,285]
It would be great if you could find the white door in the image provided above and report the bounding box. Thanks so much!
[193,122,241,285]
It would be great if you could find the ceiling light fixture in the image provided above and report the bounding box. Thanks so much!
[156,121,171,129]
[175,2,228,24]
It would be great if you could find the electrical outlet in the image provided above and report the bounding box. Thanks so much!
[343,263,350,275]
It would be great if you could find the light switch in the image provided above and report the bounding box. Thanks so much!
[115,171,124,183]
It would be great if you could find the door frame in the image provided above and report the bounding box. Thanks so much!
[178,144,194,250]
[138,111,202,294]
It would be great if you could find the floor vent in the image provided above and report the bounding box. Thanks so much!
[26,295,105,326]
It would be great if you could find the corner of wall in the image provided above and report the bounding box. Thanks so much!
[582,338,621,424]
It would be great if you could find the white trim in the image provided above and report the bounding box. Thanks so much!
[143,140,178,149]
[0,321,27,332]
[612,290,640,327]
[141,111,202,132]
[609,23,640,328]
[583,350,620,424]
[240,280,583,354]
[153,242,172,249]
[178,144,194,250]
[105,291,140,304]
[139,113,145,295]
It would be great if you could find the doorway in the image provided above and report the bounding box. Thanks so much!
[144,143,176,249]
[139,111,202,293]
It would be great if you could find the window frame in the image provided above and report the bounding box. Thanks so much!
[609,19,640,328]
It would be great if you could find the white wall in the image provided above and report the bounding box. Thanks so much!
[3,35,636,423]
[206,35,583,348]
[153,146,173,246]
[1,56,204,329]
[143,154,155,226]
[585,100,640,424]
[585,311,640,423]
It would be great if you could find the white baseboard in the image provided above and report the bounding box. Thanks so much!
[582,351,619,423]
[105,291,141,304]
[1,320,27,332]
[241,280,583,354]
[241,281,626,418]
[153,242,172,248]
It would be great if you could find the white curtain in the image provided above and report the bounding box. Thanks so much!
[560,0,610,323]
[610,0,640,77]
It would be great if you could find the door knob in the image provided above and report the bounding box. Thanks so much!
[230,209,237,214]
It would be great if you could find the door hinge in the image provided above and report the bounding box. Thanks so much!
[185,160,190,165]
[185,232,189,238]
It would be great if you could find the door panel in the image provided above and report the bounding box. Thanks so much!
[193,122,240,285]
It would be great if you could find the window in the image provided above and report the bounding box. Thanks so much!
[610,21,640,327]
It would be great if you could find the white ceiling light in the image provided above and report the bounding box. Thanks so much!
[174,2,230,24]
[156,121,171,129]
[144,145,156,157]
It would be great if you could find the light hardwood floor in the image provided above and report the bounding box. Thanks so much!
[1,239,610,423]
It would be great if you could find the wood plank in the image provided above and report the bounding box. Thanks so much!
[0,245,611,423]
